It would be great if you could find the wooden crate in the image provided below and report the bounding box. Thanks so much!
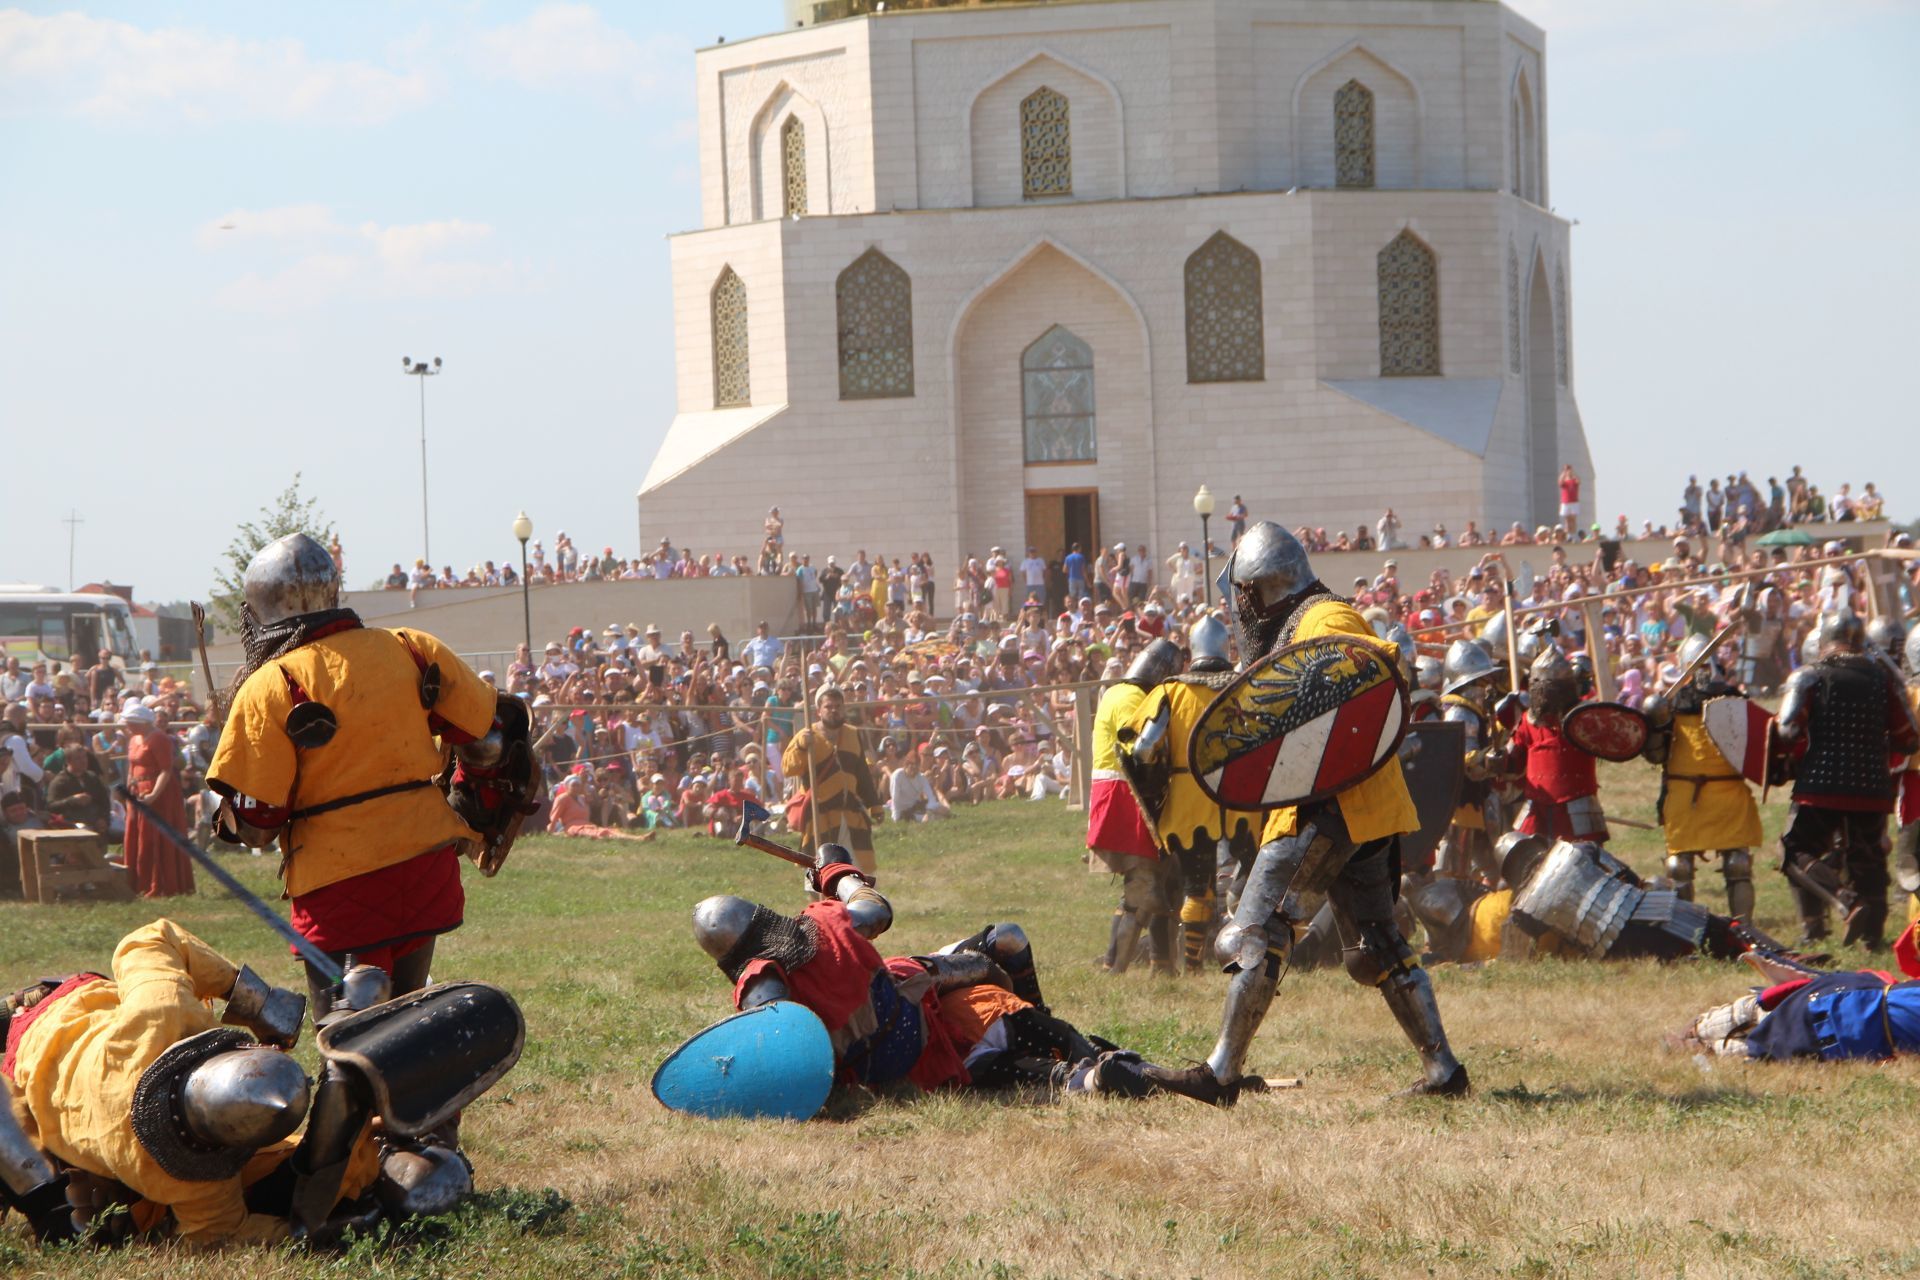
[16,830,133,905]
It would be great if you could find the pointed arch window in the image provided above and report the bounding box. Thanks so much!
[1022,326,1095,463]
[1553,262,1569,384]
[837,249,914,400]
[1020,87,1072,199]
[781,116,807,218]
[1507,244,1523,374]
[1185,232,1265,383]
[1334,80,1376,189]
[711,267,750,408]
[1377,231,1439,377]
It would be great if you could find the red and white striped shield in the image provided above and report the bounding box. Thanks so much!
[1702,695,1773,786]
[1190,634,1409,812]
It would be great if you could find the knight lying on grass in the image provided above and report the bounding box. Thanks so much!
[689,843,1271,1108]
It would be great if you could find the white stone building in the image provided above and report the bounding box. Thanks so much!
[639,0,1590,581]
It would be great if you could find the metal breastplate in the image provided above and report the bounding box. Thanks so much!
[1509,841,1642,958]
[1800,657,1895,800]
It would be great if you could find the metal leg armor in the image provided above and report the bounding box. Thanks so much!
[288,1062,375,1239]
[1378,966,1469,1096]
[1103,909,1141,973]
[1665,852,1698,902]
[1719,849,1755,921]
[0,1076,77,1243]
[1202,929,1282,1084]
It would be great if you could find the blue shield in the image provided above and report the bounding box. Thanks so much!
[650,1001,835,1121]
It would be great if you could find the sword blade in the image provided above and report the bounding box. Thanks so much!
[117,787,343,982]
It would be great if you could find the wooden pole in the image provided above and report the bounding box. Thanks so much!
[795,639,821,847]
[1580,599,1615,701]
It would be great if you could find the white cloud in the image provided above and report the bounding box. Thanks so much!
[471,3,678,101]
[0,9,430,124]
[201,205,520,311]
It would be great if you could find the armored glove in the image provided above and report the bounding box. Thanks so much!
[223,965,307,1048]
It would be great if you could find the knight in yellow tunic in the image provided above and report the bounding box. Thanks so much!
[205,534,515,1018]
[1641,632,1763,919]
[782,684,884,875]
[2,919,376,1247]
[1139,523,1466,1102]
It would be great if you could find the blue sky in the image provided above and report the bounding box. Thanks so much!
[2,0,1915,601]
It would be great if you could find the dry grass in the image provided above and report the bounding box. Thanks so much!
[2,762,1915,1279]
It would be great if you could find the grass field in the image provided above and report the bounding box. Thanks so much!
[3,762,1916,1279]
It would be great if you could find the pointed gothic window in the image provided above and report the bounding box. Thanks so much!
[837,249,914,399]
[1022,326,1095,463]
[1335,80,1376,189]
[1185,232,1265,383]
[1020,87,1071,199]
[1377,231,1439,376]
[711,267,750,408]
[1507,244,1523,374]
[1554,262,1569,384]
[781,116,807,218]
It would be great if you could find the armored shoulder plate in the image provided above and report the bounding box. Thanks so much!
[1509,841,1641,958]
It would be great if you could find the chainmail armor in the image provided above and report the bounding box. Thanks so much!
[238,605,362,681]
[718,907,821,984]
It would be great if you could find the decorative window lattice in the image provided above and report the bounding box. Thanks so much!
[781,116,807,218]
[1507,244,1523,374]
[837,249,914,399]
[1020,86,1071,199]
[711,266,750,408]
[1022,325,1095,463]
[1554,262,1569,384]
[1377,231,1439,377]
[1334,80,1376,189]
[1185,232,1265,383]
[1510,96,1523,197]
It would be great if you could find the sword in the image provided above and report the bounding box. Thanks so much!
[190,601,223,721]
[117,787,344,983]
[1779,853,1857,924]
[733,800,812,869]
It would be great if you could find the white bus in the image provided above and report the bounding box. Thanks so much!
[0,586,141,669]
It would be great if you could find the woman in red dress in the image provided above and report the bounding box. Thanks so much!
[120,705,194,898]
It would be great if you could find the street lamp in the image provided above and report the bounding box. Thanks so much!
[512,510,533,665]
[1193,484,1216,608]
[402,356,442,566]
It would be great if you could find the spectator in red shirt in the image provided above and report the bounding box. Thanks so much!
[1559,464,1582,537]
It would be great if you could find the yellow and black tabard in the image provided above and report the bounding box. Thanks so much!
[207,625,496,897]
[782,722,882,843]
[1659,712,1762,853]
[6,920,375,1246]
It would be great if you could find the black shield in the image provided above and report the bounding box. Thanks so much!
[1398,720,1465,868]
[317,981,524,1138]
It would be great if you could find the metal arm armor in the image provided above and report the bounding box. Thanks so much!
[739,971,790,1010]
[1774,666,1817,743]
[837,881,893,940]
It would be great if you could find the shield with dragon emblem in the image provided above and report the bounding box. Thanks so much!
[1189,634,1410,812]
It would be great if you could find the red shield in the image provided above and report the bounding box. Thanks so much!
[1703,695,1774,786]
[1189,634,1409,812]
[1562,700,1649,763]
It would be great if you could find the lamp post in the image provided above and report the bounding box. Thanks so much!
[1193,484,1216,608]
[402,356,442,566]
[512,510,533,664]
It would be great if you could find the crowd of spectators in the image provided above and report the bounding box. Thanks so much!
[4,468,1909,871]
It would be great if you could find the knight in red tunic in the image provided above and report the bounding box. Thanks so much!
[1502,646,1609,844]
[689,845,1252,1104]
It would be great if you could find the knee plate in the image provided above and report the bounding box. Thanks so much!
[1664,853,1697,885]
[1719,850,1753,881]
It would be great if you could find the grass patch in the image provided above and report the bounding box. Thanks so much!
[1,763,1913,1277]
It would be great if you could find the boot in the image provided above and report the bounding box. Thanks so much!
[1842,898,1888,951]
[1138,1061,1270,1108]
[1102,909,1141,973]
[1146,916,1178,976]
[1798,915,1830,947]
[1380,968,1470,1098]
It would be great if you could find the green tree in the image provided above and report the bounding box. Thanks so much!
[209,474,335,633]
